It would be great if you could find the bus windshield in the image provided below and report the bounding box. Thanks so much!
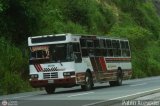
[30,44,74,62]
[30,46,49,59]
[50,44,73,62]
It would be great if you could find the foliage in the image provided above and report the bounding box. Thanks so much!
[0,37,31,94]
[0,0,38,44]
[108,0,160,78]
[2,72,31,94]
[112,0,160,39]
[109,24,154,78]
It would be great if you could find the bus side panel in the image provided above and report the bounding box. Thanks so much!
[106,58,132,80]
[75,58,94,84]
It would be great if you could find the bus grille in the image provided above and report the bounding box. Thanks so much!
[43,72,58,79]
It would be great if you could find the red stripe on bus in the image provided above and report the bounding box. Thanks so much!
[34,64,43,72]
[36,64,41,72]
[37,64,43,71]
[34,64,40,72]
[99,57,107,72]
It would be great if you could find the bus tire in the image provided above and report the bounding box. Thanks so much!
[109,81,116,86]
[45,86,55,94]
[116,69,123,86]
[81,72,93,91]
[109,70,123,86]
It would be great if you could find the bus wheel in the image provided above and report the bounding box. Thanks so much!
[109,70,123,86]
[81,72,93,91]
[109,81,116,86]
[116,70,123,86]
[45,85,55,94]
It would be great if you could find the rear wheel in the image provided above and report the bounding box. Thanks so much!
[45,86,55,94]
[109,70,123,86]
[116,73,122,86]
[109,81,116,86]
[81,72,93,91]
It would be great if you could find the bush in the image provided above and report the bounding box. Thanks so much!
[0,37,31,94]
[132,69,147,79]
[147,59,160,76]
[88,3,116,34]
[146,41,160,76]
[2,72,30,94]
[135,1,160,39]
[27,0,117,35]
[109,24,152,78]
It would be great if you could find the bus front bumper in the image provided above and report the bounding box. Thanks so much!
[30,77,76,88]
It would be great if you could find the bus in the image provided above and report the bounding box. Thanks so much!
[28,33,132,94]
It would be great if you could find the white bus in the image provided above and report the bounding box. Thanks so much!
[28,33,132,94]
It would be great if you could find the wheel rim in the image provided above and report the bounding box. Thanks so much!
[118,70,122,84]
[118,77,122,83]
[86,76,91,88]
[118,75,122,85]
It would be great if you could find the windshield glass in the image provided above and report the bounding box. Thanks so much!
[51,44,73,62]
[29,44,74,62]
[30,46,49,59]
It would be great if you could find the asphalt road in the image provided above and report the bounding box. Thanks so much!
[1,76,160,106]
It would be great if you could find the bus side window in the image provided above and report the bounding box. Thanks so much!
[125,41,129,49]
[74,52,82,63]
[94,39,100,56]
[82,49,88,57]
[117,40,121,57]
[100,39,106,48]
[99,39,106,56]
[106,39,113,57]
[73,43,82,63]
[73,43,80,52]
[120,41,125,49]
[94,39,99,48]
[121,41,130,57]
[80,39,86,47]
[125,41,130,56]
[112,40,121,57]
[112,40,117,57]
[87,40,94,48]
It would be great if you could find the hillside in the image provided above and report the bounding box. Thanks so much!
[0,0,160,94]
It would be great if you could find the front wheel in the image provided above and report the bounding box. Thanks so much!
[45,86,55,94]
[81,72,93,91]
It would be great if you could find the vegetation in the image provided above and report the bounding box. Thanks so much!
[0,0,160,94]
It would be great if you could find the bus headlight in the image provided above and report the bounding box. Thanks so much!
[30,74,39,78]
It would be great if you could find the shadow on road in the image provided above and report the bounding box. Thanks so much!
[41,83,129,95]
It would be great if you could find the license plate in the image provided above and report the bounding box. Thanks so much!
[48,79,54,83]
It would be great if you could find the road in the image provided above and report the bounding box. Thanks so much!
[1,76,160,106]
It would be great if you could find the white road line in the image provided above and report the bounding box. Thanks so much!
[108,87,160,100]
[1,94,38,100]
[12,95,36,99]
[126,76,160,83]
[83,88,160,106]
[130,83,147,87]
[68,92,94,97]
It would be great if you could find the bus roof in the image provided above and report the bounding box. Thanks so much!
[28,33,129,46]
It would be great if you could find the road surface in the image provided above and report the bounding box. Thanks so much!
[1,76,160,106]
